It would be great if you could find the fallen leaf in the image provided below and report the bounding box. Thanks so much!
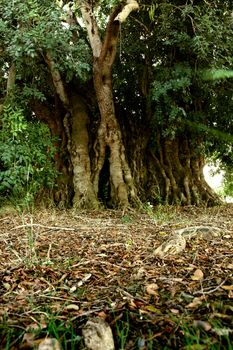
[170,308,180,314]
[97,311,107,320]
[70,285,77,293]
[191,269,204,281]
[221,285,233,291]
[22,332,37,347]
[82,273,92,282]
[77,273,92,287]
[143,305,162,313]
[3,282,11,290]
[186,297,203,309]
[66,304,80,311]
[134,267,146,279]
[26,322,42,331]
[38,338,62,350]
[212,328,233,337]
[193,320,212,331]
[226,264,233,269]
[146,283,159,296]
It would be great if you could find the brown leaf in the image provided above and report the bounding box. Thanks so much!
[186,297,203,309]
[170,308,180,314]
[191,269,204,281]
[221,285,233,291]
[146,283,159,296]
[226,263,233,269]
[65,304,80,311]
[38,338,62,350]
[193,320,212,331]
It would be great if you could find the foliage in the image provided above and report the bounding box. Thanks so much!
[0,0,91,94]
[0,105,57,206]
[149,0,233,138]
[1,0,233,206]
[223,168,233,197]
[151,64,192,137]
[202,69,233,81]
[117,0,233,160]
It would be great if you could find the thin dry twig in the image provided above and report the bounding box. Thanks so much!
[193,279,228,295]
[11,224,78,231]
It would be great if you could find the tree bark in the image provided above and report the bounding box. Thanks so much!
[44,51,99,208]
[32,98,73,206]
[70,95,99,208]
[80,0,139,207]
[138,134,221,206]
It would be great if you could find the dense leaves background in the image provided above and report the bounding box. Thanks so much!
[0,0,233,206]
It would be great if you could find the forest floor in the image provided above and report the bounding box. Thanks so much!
[0,204,233,349]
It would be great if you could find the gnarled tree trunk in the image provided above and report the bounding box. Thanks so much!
[81,0,139,207]
[44,52,99,208]
[129,132,221,206]
[69,95,99,208]
[32,98,73,206]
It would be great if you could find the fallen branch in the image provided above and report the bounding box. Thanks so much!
[193,279,228,295]
[11,224,78,231]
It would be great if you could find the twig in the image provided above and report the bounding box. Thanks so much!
[70,307,103,320]
[12,224,78,231]
[36,294,80,303]
[214,253,233,259]
[193,279,228,295]
[0,216,10,222]
[71,259,128,270]
[117,287,147,303]
[47,243,52,260]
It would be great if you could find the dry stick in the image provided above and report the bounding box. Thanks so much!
[71,259,128,270]
[47,243,52,260]
[35,294,80,303]
[11,223,126,231]
[117,287,148,303]
[193,279,228,295]
[0,216,11,222]
[214,253,233,259]
[70,307,104,321]
[11,224,78,231]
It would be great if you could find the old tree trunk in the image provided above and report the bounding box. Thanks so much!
[145,135,219,206]
[80,0,139,207]
[31,0,219,208]
[117,88,220,206]
[30,1,139,208]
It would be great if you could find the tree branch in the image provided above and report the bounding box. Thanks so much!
[99,0,139,65]
[114,0,139,23]
[45,51,70,108]
[80,1,102,58]
[99,4,122,63]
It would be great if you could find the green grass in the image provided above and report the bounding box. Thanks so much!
[1,309,232,349]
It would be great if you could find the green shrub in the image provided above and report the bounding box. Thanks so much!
[0,104,57,207]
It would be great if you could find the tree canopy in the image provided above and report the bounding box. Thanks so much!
[0,0,233,208]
